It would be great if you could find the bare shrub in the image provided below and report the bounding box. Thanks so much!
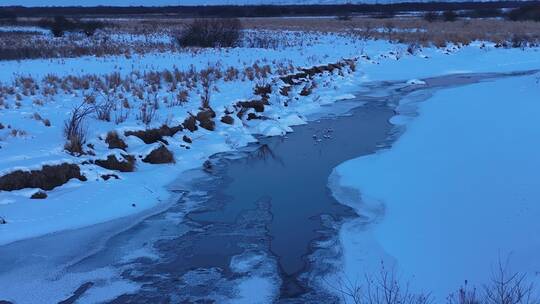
[326,263,432,304]
[483,259,539,304]
[200,68,215,109]
[64,103,93,155]
[224,67,240,81]
[176,18,242,48]
[447,281,480,304]
[137,99,157,126]
[448,257,539,304]
[93,92,116,122]
[174,89,189,106]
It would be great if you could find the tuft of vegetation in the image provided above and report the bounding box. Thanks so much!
[95,154,136,172]
[124,125,182,145]
[142,145,174,164]
[105,131,128,151]
[183,115,198,132]
[64,104,93,155]
[196,108,216,131]
[221,115,234,125]
[0,163,86,191]
[176,18,242,48]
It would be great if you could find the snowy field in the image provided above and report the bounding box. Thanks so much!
[1,21,540,303]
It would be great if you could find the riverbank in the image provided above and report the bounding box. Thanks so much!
[329,70,540,302]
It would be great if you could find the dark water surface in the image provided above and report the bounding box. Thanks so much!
[189,100,394,297]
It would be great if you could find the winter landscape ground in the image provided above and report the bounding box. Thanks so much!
[0,5,540,304]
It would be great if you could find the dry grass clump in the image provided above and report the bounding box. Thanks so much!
[182,115,198,132]
[95,154,136,172]
[196,108,216,131]
[9,129,27,137]
[105,131,128,150]
[220,115,234,125]
[124,124,183,144]
[32,112,51,127]
[64,103,93,155]
[241,17,540,47]
[142,144,174,164]
[0,163,86,191]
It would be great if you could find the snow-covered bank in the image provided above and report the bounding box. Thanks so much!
[2,32,540,248]
[330,72,540,300]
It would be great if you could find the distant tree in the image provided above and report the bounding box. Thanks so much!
[442,10,458,22]
[176,18,242,48]
[80,21,104,37]
[0,10,17,24]
[337,12,353,21]
[423,11,440,22]
[39,16,104,37]
[507,5,540,22]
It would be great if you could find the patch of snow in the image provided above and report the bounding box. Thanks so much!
[229,276,277,304]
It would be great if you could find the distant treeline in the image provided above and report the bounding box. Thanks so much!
[0,1,539,19]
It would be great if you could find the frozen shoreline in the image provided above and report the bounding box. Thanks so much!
[328,71,540,301]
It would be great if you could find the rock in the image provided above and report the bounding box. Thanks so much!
[30,190,48,199]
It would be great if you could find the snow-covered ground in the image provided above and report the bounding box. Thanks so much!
[2,27,540,303]
[330,63,540,301]
[0,31,367,246]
